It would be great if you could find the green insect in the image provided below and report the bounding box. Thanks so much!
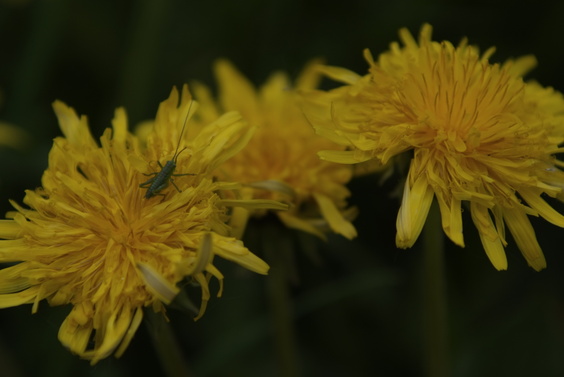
[140,100,194,199]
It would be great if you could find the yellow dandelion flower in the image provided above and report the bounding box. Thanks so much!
[191,59,357,240]
[0,85,282,363]
[302,24,564,271]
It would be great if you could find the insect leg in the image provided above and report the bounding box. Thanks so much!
[170,177,182,193]
[139,176,156,188]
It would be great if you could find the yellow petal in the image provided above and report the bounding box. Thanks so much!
[214,59,260,123]
[247,180,296,199]
[58,305,92,355]
[228,206,251,240]
[52,101,97,149]
[396,172,435,248]
[295,58,325,90]
[193,111,254,172]
[111,107,128,144]
[87,309,135,364]
[435,193,464,247]
[205,263,224,297]
[470,202,507,270]
[0,220,22,239]
[0,287,38,308]
[137,262,179,304]
[503,54,537,77]
[520,189,564,227]
[192,272,211,321]
[313,192,357,239]
[114,307,143,358]
[213,235,269,275]
[190,82,221,124]
[503,207,546,271]
[277,212,327,240]
[219,199,289,211]
[316,65,362,85]
[0,263,32,293]
[179,233,213,276]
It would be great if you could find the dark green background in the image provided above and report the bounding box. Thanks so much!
[0,0,563,376]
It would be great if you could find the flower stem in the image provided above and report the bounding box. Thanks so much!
[421,201,449,377]
[262,222,301,377]
[144,309,193,377]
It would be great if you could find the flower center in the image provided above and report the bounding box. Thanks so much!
[430,123,482,154]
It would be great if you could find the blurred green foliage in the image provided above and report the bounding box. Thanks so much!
[1,0,564,376]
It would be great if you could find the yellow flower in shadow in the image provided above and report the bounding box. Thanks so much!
[302,24,564,271]
[192,60,357,240]
[0,85,284,363]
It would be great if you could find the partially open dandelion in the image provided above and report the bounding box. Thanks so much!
[192,60,357,240]
[0,85,285,363]
[302,24,564,270]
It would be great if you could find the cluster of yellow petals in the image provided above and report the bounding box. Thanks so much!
[302,24,564,270]
[191,60,357,240]
[0,85,277,363]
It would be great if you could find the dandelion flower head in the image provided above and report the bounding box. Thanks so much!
[192,60,357,240]
[0,85,272,363]
[302,24,564,270]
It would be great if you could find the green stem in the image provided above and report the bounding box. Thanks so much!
[262,223,301,377]
[144,309,193,377]
[422,201,449,377]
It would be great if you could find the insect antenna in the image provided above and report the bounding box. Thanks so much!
[172,98,194,163]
